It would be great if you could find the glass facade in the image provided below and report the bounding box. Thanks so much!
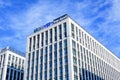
[26,15,120,80]
[26,22,69,80]
[5,68,24,80]
[71,23,120,80]
[0,47,25,80]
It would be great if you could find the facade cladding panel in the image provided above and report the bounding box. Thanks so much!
[25,14,120,80]
[0,46,25,80]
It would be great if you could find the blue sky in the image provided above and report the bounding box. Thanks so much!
[0,0,120,58]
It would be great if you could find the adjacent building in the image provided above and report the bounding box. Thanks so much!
[0,46,25,80]
[25,14,120,80]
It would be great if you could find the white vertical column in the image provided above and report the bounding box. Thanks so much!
[24,37,29,80]
[0,54,5,80]
[29,36,33,80]
[56,25,59,80]
[76,44,80,80]
[68,18,74,80]
[34,35,37,80]
[62,22,65,80]
[38,33,41,80]
[47,30,49,80]
[3,53,9,80]
[52,27,54,80]
[61,22,64,80]
[42,32,45,80]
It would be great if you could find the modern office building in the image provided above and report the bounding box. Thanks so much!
[25,14,120,80]
[0,46,25,80]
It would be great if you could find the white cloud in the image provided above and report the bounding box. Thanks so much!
[0,1,69,51]
[72,0,120,58]
[109,0,120,21]
[0,0,120,57]
[7,1,69,34]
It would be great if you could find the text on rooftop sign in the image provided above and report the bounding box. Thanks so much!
[34,14,68,33]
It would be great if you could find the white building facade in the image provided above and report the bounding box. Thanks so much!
[25,14,120,80]
[0,46,25,80]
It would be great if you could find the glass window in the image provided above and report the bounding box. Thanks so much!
[59,58,62,65]
[45,47,48,54]
[6,68,9,80]
[72,40,76,48]
[74,75,78,80]
[64,39,67,47]
[63,22,67,32]
[64,22,67,37]
[36,50,39,58]
[37,34,40,48]
[49,53,52,61]
[71,23,74,32]
[59,49,62,58]
[72,33,75,38]
[54,51,57,59]
[59,24,62,39]
[59,24,62,33]
[49,69,52,77]
[45,31,48,45]
[29,38,32,51]
[49,45,52,53]
[64,48,67,55]
[28,53,30,68]
[65,56,68,64]
[54,60,57,67]
[65,76,69,80]
[54,27,57,41]
[41,33,44,47]
[59,41,62,48]
[50,29,52,43]
[73,57,77,64]
[76,27,78,34]
[54,43,57,50]
[33,36,36,50]
[41,48,43,55]
[59,67,63,75]
[59,34,62,39]
[32,52,34,60]
[74,66,77,73]
[21,73,24,80]
[10,69,13,80]
[72,48,76,56]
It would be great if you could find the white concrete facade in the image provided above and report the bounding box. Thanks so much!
[0,46,25,80]
[25,14,120,80]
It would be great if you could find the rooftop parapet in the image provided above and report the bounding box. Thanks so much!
[0,46,25,57]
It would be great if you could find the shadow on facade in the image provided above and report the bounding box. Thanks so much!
[79,68,104,80]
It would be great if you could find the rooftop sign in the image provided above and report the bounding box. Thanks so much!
[34,14,68,33]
